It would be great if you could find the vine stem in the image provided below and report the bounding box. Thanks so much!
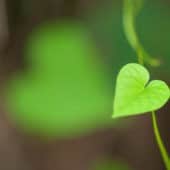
[135,13,170,170]
[151,111,170,170]
[123,0,169,168]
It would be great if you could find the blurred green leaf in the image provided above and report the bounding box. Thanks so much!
[6,21,113,137]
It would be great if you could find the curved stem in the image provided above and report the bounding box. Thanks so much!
[123,0,160,66]
[122,1,169,168]
[137,46,144,65]
[151,111,170,170]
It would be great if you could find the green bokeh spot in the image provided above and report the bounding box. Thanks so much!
[6,21,112,137]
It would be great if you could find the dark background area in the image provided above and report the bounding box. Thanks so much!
[0,0,169,170]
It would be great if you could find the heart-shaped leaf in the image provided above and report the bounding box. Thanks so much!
[113,63,170,118]
[5,21,112,137]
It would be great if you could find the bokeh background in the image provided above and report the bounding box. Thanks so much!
[0,0,169,169]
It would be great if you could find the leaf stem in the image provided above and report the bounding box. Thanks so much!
[151,111,170,170]
[137,46,144,65]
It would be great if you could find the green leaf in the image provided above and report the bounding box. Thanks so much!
[5,21,112,137]
[113,63,170,118]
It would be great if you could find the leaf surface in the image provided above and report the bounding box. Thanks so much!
[113,63,170,118]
